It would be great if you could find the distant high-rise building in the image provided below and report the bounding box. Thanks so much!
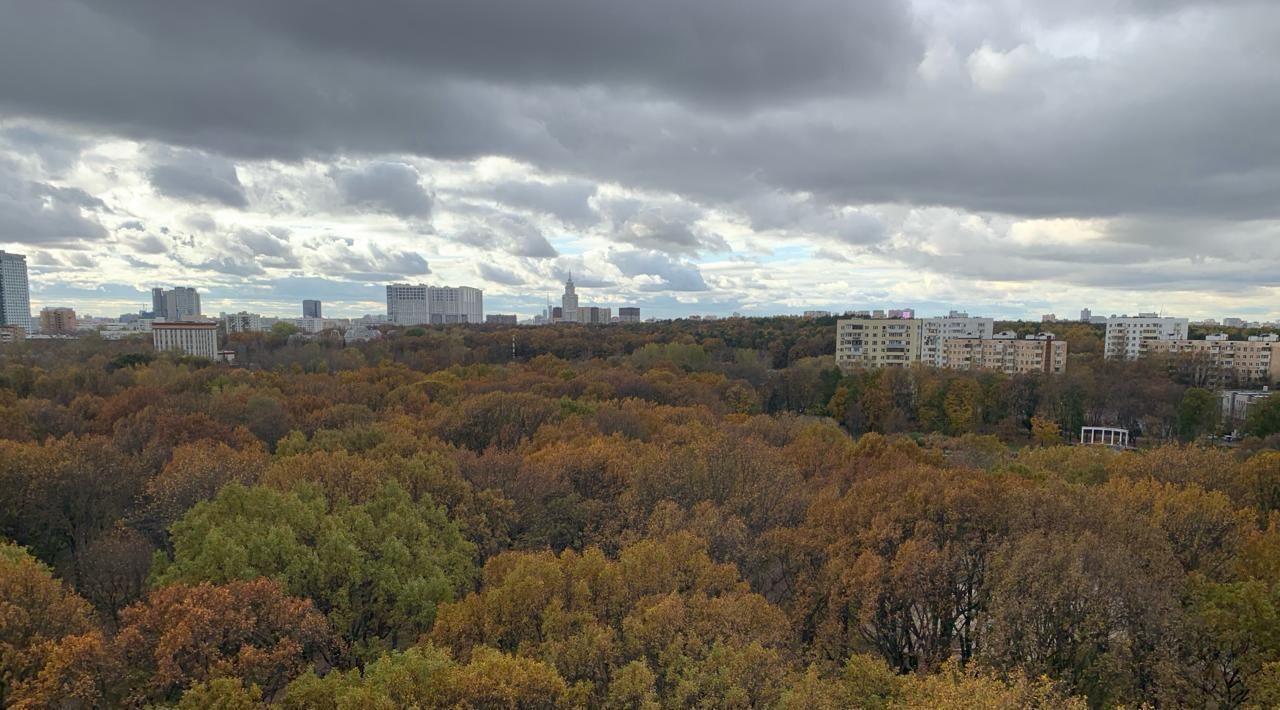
[152,322,218,359]
[151,286,202,321]
[619,307,641,323]
[486,314,518,326]
[39,307,78,335]
[303,300,322,318]
[1104,315,1189,360]
[561,275,579,323]
[0,251,33,334]
[386,284,483,325]
[1080,308,1092,322]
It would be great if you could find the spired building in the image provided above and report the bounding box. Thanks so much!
[553,275,612,324]
[0,250,33,334]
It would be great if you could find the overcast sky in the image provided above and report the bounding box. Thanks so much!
[2,0,1278,320]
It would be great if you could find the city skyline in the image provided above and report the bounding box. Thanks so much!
[2,2,1280,322]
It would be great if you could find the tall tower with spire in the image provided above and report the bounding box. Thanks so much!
[561,273,579,323]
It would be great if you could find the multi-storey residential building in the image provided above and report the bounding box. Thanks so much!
[386,284,483,325]
[619,307,641,323]
[835,318,921,369]
[1104,314,1189,360]
[151,286,202,321]
[0,325,24,344]
[0,251,32,334]
[1143,336,1280,386]
[942,333,1068,375]
[152,322,218,359]
[303,300,322,319]
[486,314,518,326]
[39,307,77,335]
[920,312,995,367]
[221,312,265,333]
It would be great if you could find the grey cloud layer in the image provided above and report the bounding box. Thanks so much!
[2,0,1280,307]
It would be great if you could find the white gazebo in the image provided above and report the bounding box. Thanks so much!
[1081,426,1130,448]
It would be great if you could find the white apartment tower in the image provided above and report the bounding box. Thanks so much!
[920,312,995,367]
[386,284,483,325]
[1104,314,1189,360]
[0,251,33,334]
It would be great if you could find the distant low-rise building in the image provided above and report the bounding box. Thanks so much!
[1104,315,1189,360]
[39,307,78,335]
[0,325,24,344]
[486,314,519,326]
[152,322,218,359]
[803,310,831,319]
[1222,389,1272,428]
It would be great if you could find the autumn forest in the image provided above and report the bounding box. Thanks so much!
[1,317,1279,708]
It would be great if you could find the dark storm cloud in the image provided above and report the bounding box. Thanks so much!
[2,0,1280,303]
[610,250,709,292]
[456,214,559,259]
[148,151,248,207]
[0,160,107,245]
[331,162,433,219]
[477,262,527,286]
[481,179,599,227]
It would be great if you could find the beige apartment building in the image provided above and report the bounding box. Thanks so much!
[39,307,78,335]
[835,318,921,369]
[1144,337,1280,386]
[942,334,1068,375]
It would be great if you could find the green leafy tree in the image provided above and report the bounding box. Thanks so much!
[1245,394,1280,438]
[153,482,475,654]
[1177,387,1219,441]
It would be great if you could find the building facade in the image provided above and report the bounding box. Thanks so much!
[1144,337,1280,386]
[1222,390,1272,428]
[1104,315,1189,360]
[942,334,1068,375]
[386,284,483,325]
[561,275,580,323]
[486,314,518,325]
[152,322,218,359]
[0,251,32,334]
[39,307,78,335]
[303,300,322,318]
[618,307,641,323]
[920,312,995,367]
[152,286,202,321]
[0,325,24,344]
[835,318,922,369]
[221,312,265,333]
